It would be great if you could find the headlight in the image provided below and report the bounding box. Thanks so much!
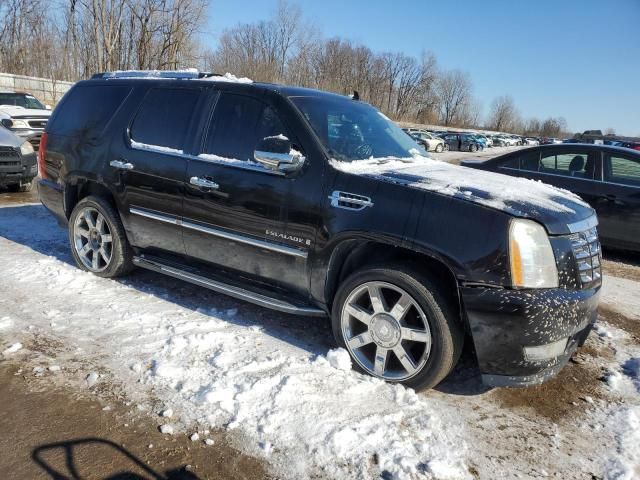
[10,119,30,129]
[20,141,34,155]
[509,219,558,288]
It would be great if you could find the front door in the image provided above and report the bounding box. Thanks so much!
[519,148,602,208]
[114,86,205,254]
[182,91,325,295]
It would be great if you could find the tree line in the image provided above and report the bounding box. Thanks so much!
[0,0,570,136]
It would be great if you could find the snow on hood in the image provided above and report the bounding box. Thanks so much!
[0,105,51,117]
[330,155,590,218]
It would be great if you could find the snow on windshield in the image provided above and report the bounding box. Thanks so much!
[331,154,589,215]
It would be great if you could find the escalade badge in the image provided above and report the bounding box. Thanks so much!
[265,229,311,246]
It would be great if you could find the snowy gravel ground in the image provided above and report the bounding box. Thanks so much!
[0,202,639,479]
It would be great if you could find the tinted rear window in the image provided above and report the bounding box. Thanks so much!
[49,85,130,137]
[130,88,200,150]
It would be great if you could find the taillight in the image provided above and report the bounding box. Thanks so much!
[38,132,48,179]
[633,145,640,151]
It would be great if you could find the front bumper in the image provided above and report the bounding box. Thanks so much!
[0,152,37,186]
[461,284,600,387]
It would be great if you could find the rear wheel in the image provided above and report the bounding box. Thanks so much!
[68,196,133,278]
[332,264,463,391]
[469,144,478,152]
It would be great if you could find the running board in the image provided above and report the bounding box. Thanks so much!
[133,255,326,317]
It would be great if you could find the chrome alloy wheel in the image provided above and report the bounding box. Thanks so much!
[73,207,113,272]
[341,281,432,381]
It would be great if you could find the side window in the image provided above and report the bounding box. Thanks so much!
[539,151,594,178]
[203,93,289,162]
[520,151,541,172]
[130,88,200,151]
[48,85,130,138]
[604,155,640,186]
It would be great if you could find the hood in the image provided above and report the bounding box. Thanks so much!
[330,156,595,235]
[0,126,27,147]
[0,105,51,118]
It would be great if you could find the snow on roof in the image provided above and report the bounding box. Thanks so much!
[101,69,253,84]
[330,155,589,215]
[198,72,253,84]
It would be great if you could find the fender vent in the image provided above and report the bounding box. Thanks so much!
[329,191,373,211]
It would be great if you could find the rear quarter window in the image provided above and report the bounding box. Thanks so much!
[48,85,131,138]
[130,88,201,151]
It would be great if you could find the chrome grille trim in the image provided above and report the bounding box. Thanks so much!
[569,226,602,287]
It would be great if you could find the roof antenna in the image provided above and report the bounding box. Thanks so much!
[351,90,359,100]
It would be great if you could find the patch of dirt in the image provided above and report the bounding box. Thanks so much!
[493,350,610,422]
[602,251,640,282]
[0,363,271,480]
[599,305,640,343]
[0,186,39,205]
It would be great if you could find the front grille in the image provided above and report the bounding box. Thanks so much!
[27,119,47,129]
[569,227,601,287]
[0,146,19,161]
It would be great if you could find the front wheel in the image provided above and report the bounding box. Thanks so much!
[68,196,133,278]
[435,143,444,153]
[469,144,478,152]
[332,264,463,391]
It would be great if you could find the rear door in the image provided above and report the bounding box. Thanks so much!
[595,152,640,249]
[113,86,205,254]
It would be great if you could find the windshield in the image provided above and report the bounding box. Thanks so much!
[0,93,45,109]
[290,96,426,162]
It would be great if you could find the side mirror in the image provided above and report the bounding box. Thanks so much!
[45,104,52,110]
[254,136,305,173]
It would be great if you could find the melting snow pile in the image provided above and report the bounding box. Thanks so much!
[330,155,589,216]
[0,205,468,480]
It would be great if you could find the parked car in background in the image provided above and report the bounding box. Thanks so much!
[0,125,37,191]
[38,69,601,390]
[492,135,508,147]
[619,141,640,152]
[462,144,640,252]
[524,138,540,146]
[443,133,484,152]
[0,90,52,151]
[409,130,446,152]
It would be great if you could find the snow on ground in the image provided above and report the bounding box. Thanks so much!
[1,202,639,479]
[0,203,467,480]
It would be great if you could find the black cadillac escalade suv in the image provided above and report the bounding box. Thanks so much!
[38,70,601,390]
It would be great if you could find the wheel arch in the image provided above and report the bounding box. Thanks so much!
[64,176,119,220]
[323,238,464,327]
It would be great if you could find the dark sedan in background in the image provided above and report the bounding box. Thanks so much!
[462,144,640,252]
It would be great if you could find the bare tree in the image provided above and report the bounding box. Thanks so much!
[435,69,472,126]
[487,95,519,132]
[540,117,568,137]
[604,127,616,135]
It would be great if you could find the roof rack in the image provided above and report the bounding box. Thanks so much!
[91,69,225,80]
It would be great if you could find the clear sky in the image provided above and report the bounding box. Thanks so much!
[205,0,640,136]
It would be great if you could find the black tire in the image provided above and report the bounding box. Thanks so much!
[6,183,20,192]
[68,195,133,278]
[331,264,464,391]
[435,143,444,153]
[469,144,478,152]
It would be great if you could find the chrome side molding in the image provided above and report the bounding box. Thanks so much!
[129,206,308,258]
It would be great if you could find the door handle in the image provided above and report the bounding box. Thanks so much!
[189,176,219,190]
[110,160,134,170]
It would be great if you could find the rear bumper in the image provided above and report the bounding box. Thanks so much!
[38,178,67,224]
[461,284,600,387]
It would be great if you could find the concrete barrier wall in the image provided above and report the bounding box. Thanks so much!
[0,73,74,106]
